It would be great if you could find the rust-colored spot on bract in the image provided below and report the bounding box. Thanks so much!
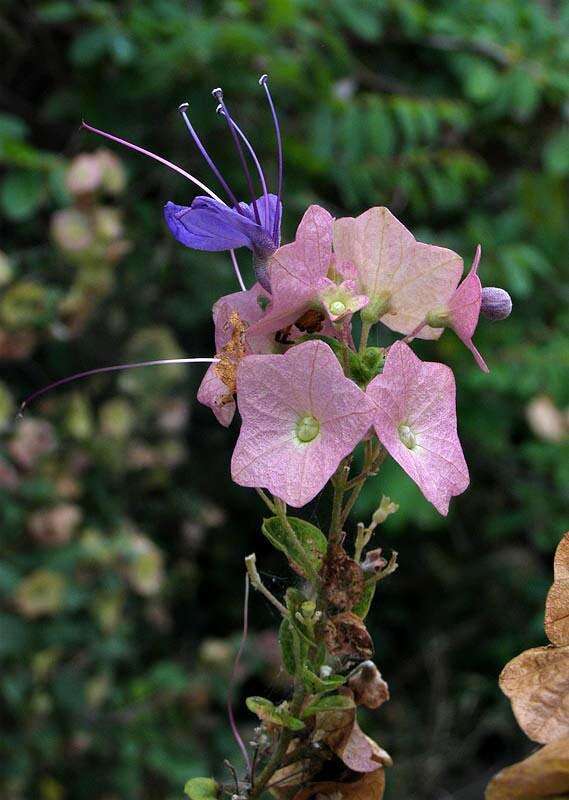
[214,311,248,405]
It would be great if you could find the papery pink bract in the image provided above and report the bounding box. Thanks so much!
[248,205,334,337]
[366,341,469,515]
[333,207,463,339]
[446,245,488,372]
[197,284,272,426]
[231,340,376,507]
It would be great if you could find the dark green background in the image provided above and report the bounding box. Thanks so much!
[1,1,568,798]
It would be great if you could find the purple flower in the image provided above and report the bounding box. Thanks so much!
[83,75,285,291]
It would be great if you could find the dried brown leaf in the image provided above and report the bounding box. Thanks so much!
[335,722,392,773]
[499,645,569,744]
[322,544,364,612]
[324,613,373,660]
[347,661,390,710]
[485,735,569,799]
[545,533,569,646]
[291,768,386,800]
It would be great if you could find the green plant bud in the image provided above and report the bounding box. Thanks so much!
[300,599,317,618]
[360,291,391,323]
[372,495,399,526]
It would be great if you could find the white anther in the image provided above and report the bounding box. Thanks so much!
[177,102,189,112]
[259,74,268,85]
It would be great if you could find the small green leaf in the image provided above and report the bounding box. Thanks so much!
[302,667,346,694]
[301,694,355,718]
[261,516,327,576]
[353,582,376,619]
[278,617,298,675]
[246,696,305,731]
[184,777,218,800]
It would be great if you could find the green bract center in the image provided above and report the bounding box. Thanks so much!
[398,423,417,450]
[329,300,347,316]
[296,414,320,443]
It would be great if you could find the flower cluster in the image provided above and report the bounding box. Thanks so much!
[21,76,514,800]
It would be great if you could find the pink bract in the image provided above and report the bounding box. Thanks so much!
[248,205,334,337]
[366,341,469,515]
[333,207,463,339]
[446,246,488,372]
[197,284,272,426]
[230,340,376,507]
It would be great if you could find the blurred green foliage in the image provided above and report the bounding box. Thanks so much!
[1,1,568,798]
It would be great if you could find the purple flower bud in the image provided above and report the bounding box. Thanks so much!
[481,287,512,321]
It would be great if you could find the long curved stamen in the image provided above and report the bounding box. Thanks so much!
[178,103,243,212]
[216,105,271,229]
[82,122,223,203]
[259,75,283,243]
[18,357,218,416]
[230,249,246,291]
[212,89,261,226]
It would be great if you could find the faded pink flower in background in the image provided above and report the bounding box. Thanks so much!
[248,205,334,338]
[197,284,272,426]
[366,341,469,515]
[231,339,376,507]
[333,207,463,338]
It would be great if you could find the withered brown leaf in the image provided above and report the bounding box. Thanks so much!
[291,768,386,800]
[335,721,392,773]
[324,612,373,660]
[348,661,390,710]
[545,532,569,647]
[485,735,569,799]
[321,544,364,612]
[499,645,569,744]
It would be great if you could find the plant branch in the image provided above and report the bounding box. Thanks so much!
[245,554,288,617]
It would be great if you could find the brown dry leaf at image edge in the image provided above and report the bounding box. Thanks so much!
[485,735,569,799]
[291,767,386,800]
[545,532,569,647]
[499,645,569,744]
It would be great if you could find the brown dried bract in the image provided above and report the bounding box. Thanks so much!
[324,612,373,660]
[545,532,569,646]
[213,311,248,403]
[348,661,390,710]
[322,544,364,612]
[485,735,569,799]
[499,645,569,744]
[291,767,385,800]
[335,721,392,773]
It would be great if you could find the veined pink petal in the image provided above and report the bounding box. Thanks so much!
[248,205,334,336]
[231,340,375,507]
[447,246,489,372]
[197,283,273,425]
[366,341,469,515]
[197,365,235,427]
[333,207,463,339]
